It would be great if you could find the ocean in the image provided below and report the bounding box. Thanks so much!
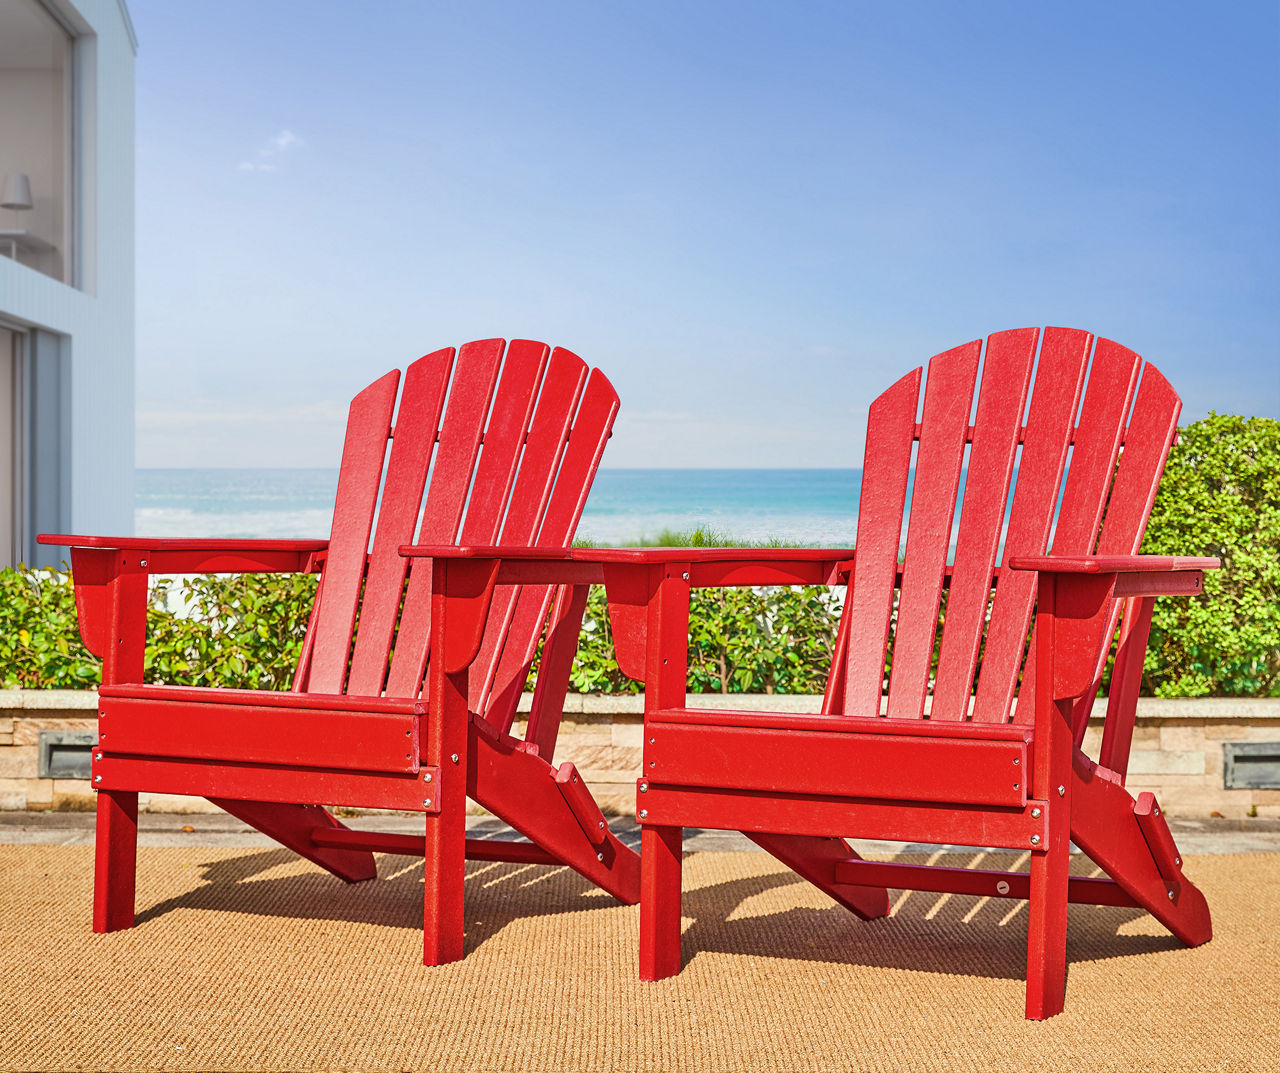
[136,468,865,546]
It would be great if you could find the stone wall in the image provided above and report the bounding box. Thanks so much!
[2,690,1278,818]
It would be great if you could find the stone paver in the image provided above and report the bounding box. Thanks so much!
[2,809,1276,855]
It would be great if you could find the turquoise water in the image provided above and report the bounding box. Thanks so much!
[136,468,865,545]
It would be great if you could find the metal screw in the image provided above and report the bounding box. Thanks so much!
[996,880,1011,895]
[572,774,578,783]
[423,798,433,808]
[99,711,106,718]
[1057,785,1066,797]
[450,753,459,764]
[423,772,432,782]
[1013,783,1019,790]
[94,775,102,783]
[1031,807,1041,819]
[1013,758,1020,766]
[639,809,648,819]
[598,821,605,830]
[94,753,102,761]
[1030,835,1041,845]
[649,761,655,767]
[639,783,648,793]
[649,738,655,744]
[1153,807,1160,817]
[681,571,689,581]
[140,559,148,568]
[1175,857,1181,866]
[596,852,604,861]
[1167,889,1175,901]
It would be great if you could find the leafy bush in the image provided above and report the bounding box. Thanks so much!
[566,582,840,694]
[0,568,316,691]
[146,572,317,690]
[0,567,99,688]
[1140,413,1280,696]
[6,420,1278,700]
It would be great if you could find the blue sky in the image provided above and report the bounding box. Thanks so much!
[132,0,1280,468]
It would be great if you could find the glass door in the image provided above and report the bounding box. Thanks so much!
[0,326,14,567]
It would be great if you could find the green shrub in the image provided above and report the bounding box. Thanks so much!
[566,582,839,694]
[6,420,1277,700]
[146,572,317,690]
[0,567,316,691]
[0,567,99,688]
[1140,413,1280,696]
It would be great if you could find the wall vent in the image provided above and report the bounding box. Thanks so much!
[37,730,96,780]
[1223,742,1280,791]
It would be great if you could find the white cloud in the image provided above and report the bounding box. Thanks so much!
[237,128,304,173]
[137,401,347,467]
[268,130,302,153]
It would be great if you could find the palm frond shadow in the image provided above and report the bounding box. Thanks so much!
[133,846,619,955]
[678,850,1181,982]
[132,846,1181,973]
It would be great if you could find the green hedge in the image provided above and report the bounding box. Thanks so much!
[1139,413,1279,697]
[0,569,315,691]
[5,414,1276,697]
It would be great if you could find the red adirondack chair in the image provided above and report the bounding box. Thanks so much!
[603,327,1213,1019]
[39,338,639,965]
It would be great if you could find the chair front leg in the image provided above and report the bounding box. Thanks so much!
[640,824,684,981]
[1024,571,1101,1019]
[94,789,139,933]
[422,558,488,966]
[1025,770,1070,1019]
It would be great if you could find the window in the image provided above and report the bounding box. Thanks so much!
[0,0,73,284]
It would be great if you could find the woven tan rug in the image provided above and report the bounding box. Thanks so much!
[1,844,1276,1072]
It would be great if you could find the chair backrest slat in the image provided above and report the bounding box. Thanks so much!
[885,341,979,720]
[381,341,505,697]
[838,368,920,716]
[929,328,1037,719]
[305,370,400,694]
[1012,338,1140,722]
[344,350,453,696]
[482,366,620,732]
[296,341,617,765]
[1050,362,1179,736]
[458,340,551,543]
[970,327,1091,721]
[837,328,1180,736]
[438,348,588,716]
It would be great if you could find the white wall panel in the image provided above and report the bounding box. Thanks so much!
[0,0,135,563]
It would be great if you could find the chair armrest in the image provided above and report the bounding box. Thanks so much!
[1007,554,1218,598]
[39,536,329,682]
[396,545,854,684]
[398,544,856,588]
[39,534,329,575]
[1007,554,1218,574]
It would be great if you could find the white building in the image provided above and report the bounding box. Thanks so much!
[0,0,135,568]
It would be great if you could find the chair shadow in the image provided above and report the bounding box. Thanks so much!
[133,844,1184,976]
[677,849,1182,982]
[134,844,619,956]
